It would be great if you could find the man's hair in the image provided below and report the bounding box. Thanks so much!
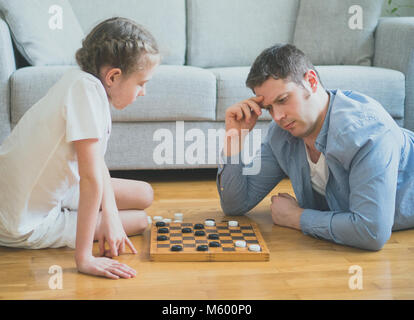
[246,44,323,91]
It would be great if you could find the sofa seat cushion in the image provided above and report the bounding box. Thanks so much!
[10,65,217,126]
[211,66,405,122]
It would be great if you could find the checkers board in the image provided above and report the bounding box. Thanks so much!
[150,221,270,262]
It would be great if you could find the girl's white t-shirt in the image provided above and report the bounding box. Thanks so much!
[0,68,112,247]
[305,146,329,196]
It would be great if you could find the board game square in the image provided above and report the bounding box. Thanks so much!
[181,223,193,226]
[229,229,242,233]
[231,236,244,240]
[243,233,256,237]
[206,229,218,233]
[222,247,236,252]
[219,233,230,236]
[195,240,208,244]
[170,240,183,244]
[240,226,253,230]
[183,244,196,248]
[182,236,195,240]
[220,240,233,244]
[170,233,182,237]
[157,244,170,248]
[217,226,227,229]
[170,226,181,230]
[246,240,259,244]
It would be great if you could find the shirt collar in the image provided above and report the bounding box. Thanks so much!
[314,89,336,153]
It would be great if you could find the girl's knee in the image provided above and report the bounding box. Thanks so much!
[138,182,154,209]
[133,211,149,235]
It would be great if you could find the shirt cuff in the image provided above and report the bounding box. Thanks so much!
[300,208,334,241]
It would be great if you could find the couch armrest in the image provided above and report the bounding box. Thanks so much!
[374,17,414,131]
[0,17,16,143]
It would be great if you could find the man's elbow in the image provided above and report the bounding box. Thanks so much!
[220,202,248,217]
[357,229,391,251]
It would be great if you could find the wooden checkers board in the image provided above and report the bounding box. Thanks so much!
[150,221,270,262]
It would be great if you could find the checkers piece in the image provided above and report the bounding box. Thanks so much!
[153,216,163,221]
[194,230,206,236]
[228,221,238,227]
[171,245,183,252]
[157,235,168,241]
[158,227,169,234]
[194,223,204,230]
[174,213,183,220]
[208,233,219,240]
[235,240,247,248]
[209,241,221,248]
[249,244,261,252]
[196,245,208,251]
[182,227,192,233]
[155,221,166,227]
[163,218,172,223]
[205,219,215,227]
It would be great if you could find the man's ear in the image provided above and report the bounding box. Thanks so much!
[304,70,318,93]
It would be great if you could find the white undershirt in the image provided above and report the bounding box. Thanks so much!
[305,147,329,196]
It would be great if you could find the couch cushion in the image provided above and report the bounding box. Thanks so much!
[212,66,405,121]
[69,0,186,65]
[110,65,216,122]
[10,65,217,126]
[0,0,84,66]
[316,66,405,119]
[105,121,271,170]
[293,0,383,66]
[187,0,300,68]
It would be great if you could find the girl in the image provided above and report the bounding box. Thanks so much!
[0,17,161,279]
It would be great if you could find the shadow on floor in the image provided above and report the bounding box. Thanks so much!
[110,168,218,182]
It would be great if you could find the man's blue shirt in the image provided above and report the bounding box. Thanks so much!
[217,89,414,251]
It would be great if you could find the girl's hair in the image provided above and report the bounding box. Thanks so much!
[76,17,160,79]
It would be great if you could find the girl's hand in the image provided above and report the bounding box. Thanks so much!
[96,211,138,257]
[76,255,136,280]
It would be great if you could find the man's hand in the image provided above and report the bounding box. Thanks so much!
[225,96,264,133]
[270,193,303,230]
[224,96,264,156]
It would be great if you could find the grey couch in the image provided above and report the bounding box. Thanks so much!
[0,0,413,170]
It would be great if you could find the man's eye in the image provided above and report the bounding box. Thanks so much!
[278,97,288,104]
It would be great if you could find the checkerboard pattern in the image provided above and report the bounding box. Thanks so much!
[150,221,270,261]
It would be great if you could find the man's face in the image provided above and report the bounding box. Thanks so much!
[254,77,320,138]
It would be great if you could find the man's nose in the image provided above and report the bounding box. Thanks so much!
[271,105,285,122]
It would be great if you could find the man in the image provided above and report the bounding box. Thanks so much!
[217,44,414,251]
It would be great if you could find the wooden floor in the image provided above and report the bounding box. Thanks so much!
[1,169,414,300]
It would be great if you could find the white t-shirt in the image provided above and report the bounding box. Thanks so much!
[305,146,329,196]
[0,68,111,248]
